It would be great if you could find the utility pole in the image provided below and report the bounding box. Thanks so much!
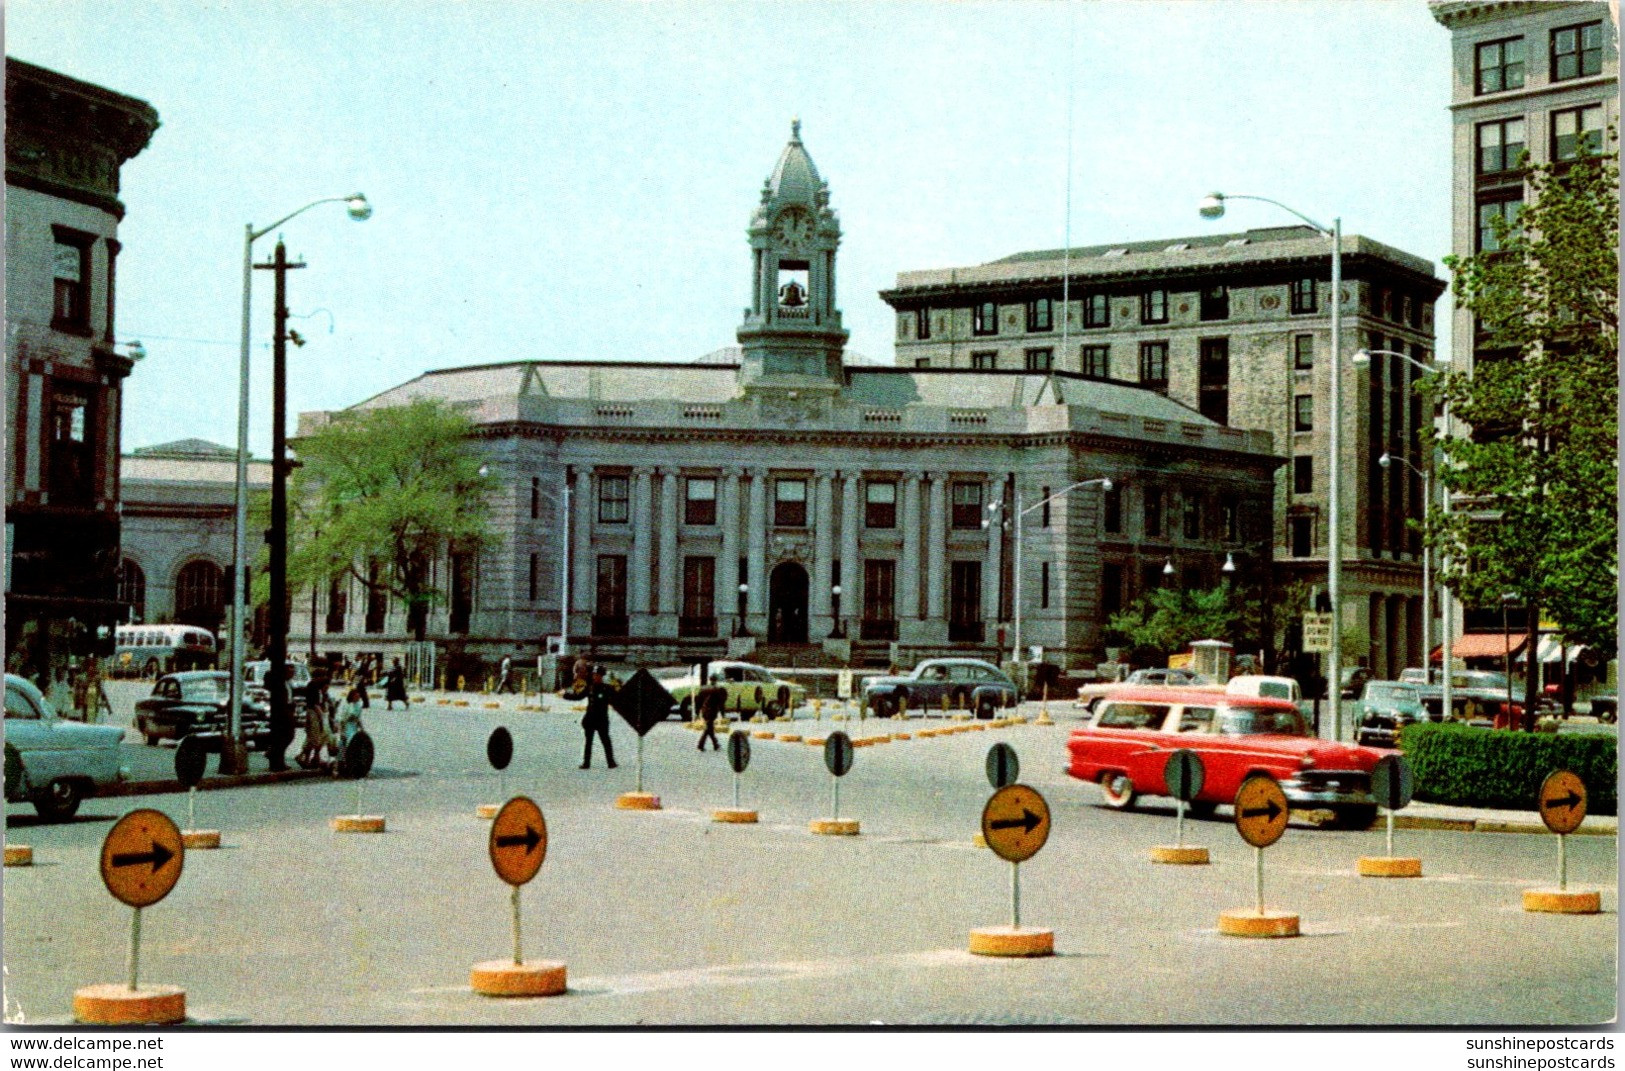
[257,239,305,769]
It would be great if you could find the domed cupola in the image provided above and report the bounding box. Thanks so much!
[738,119,848,395]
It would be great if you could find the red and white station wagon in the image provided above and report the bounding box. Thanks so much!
[1065,687,1385,829]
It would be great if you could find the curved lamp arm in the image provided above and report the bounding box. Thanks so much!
[1198,192,1329,236]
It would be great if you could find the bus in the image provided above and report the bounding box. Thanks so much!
[113,625,217,678]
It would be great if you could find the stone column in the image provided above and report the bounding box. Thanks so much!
[840,471,860,631]
[630,467,654,633]
[746,468,768,622]
[899,473,922,621]
[572,466,594,634]
[926,472,947,623]
[657,468,680,632]
[717,467,742,624]
[811,472,834,624]
[984,475,1006,629]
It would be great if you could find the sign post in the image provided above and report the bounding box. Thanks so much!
[971,783,1053,957]
[75,809,188,1024]
[174,735,219,849]
[1524,770,1600,914]
[331,730,383,833]
[811,731,859,835]
[1219,776,1299,938]
[1358,754,1420,877]
[713,730,759,824]
[477,727,514,820]
[1151,749,1209,865]
[611,669,675,811]
[471,796,567,997]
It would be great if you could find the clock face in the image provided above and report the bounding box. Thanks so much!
[772,209,813,250]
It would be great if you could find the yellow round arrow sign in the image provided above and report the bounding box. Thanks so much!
[981,784,1050,863]
[1234,776,1289,849]
[1538,770,1587,835]
[489,796,547,887]
[100,809,185,908]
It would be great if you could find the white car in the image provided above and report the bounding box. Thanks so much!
[4,674,128,819]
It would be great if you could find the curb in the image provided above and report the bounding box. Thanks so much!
[1394,814,1616,836]
[103,767,330,798]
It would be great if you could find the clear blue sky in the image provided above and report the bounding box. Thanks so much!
[10,0,1454,455]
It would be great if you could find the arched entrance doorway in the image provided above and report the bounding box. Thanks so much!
[768,562,809,643]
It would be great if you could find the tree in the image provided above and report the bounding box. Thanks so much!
[1107,582,1250,659]
[1435,133,1618,719]
[278,399,497,642]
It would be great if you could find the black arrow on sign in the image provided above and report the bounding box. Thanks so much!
[495,826,542,853]
[1545,791,1582,812]
[1240,799,1283,823]
[111,842,174,873]
[990,808,1042,834]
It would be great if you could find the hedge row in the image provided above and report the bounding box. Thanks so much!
[1398,722,1617,815]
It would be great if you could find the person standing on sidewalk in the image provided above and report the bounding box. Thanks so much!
[496,654,514,694]
[354,655,372,709]
[383,658,409,710]
[579,665,617,769]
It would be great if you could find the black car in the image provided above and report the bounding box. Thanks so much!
[134,671,272,749]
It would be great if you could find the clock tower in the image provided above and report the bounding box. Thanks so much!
[737,120,848,393]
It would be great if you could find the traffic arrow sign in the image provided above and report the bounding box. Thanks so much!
[1538,770,1588,835]
[100,809,185,908]
[981,784,1051,863]
[488,796,547,887]
[1234,776,1289,849]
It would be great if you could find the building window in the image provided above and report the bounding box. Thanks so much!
[680,556,716,637]
[1199,285,1229,321]
[51,229,92,332]
[1083,293,1110,328]
[1289,277,1317,314]
[174,560,226,632]
[1144,487,1163,539]
[1294,394,1314,432]
[1039,486,1051,529]
[914,358,932,369]
[1289,516,1313,558]
[1477,117,1526,175]
[1081,345,1110,378]
[973,301,998,336]
[1141,289,1168,324]
[971,350,997,370]
[1102,484,1122,534]
[529,477,540,520]
[685,476,717,525]
[915,308,931,340]
[865,480,897,528]
[1551,105,1603,162]
[862,560,897,638]
[527,553,539,602]
[1024,347,1054,372]
[1140,563,1165,595]
[1026,297,1053,332]
[1551,21,1602,82]
[1198,338,1229,424]
[1220,496,1239,542]
[448,552,474,634]
[597,474,630,523]
[1139,341,1169,393]
[118,559,146,621]
[774,478,807,527]
[1100,563,1123,620]
[47,387,92,506]
[951,481,984,529]
[595,554,628,634]
[1477,196,1523,252]
[1293,455,1314,494]
[1293,334,1315,370]
[1182,495,1201,540]
[1039,561,1051,610]
[948,560,983,642]
[1475,36,1524,94]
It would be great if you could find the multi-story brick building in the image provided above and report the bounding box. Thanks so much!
[292,124,1281,674]
[881,227,1447,679]
[5,58,158,686]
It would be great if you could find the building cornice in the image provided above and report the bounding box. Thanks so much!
[5,58,160,213]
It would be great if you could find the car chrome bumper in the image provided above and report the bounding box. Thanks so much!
[1282,772,1375,807]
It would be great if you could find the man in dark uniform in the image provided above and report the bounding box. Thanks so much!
[579,665,617,769]
[696,674,725,751]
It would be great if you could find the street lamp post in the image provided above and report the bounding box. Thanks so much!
[735,582,749,637]
[1200,193,1342,738]
[1355,347,1453,718]
[225,194,370,774]
[830,584,844,639]
[989,478,1113,665]
[1379,451,1432,679]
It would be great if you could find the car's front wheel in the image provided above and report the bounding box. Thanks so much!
[1187,800,1219,819]
[1328,805,1377,831]
[1100,772,1137,810]
[33,778,83,820]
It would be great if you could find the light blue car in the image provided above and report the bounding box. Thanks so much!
[5,674,128,819]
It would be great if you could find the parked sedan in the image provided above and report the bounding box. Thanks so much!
[1065,686,1385,829]
[1355,681,1429,748]
[1075,667,1217,711]
[863,658,1018,717]
[652,661,807,717]
[134,671,272,748]
[5,673,128,819]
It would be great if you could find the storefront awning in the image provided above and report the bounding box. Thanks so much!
[1430,633,1528,662]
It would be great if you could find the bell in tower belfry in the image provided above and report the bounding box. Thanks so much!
[737,119,849,391]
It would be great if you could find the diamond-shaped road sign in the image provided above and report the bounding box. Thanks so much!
[611,669,676,737]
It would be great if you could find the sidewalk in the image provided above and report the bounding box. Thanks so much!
[1397,799,1616,836]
